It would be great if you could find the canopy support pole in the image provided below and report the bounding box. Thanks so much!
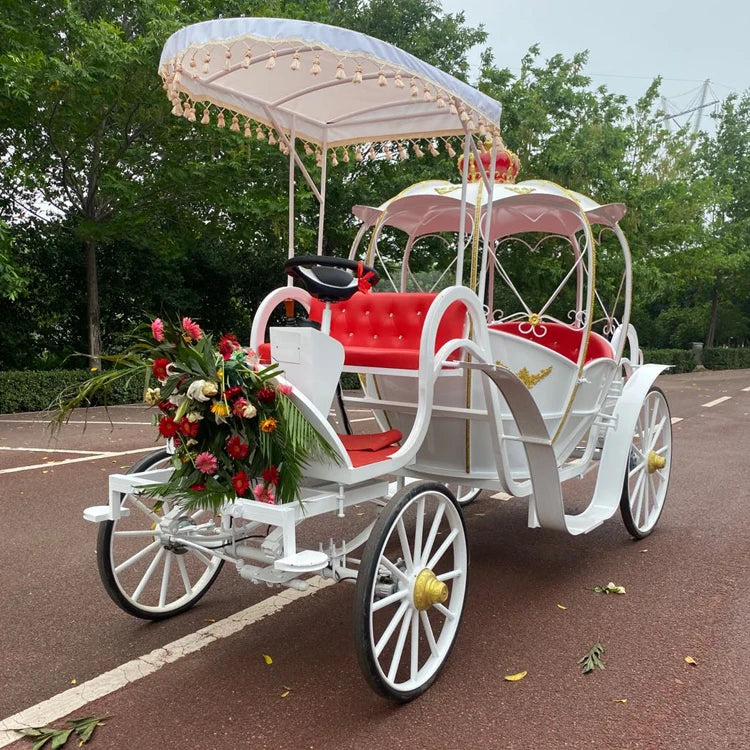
[456,136,471,286]
[317,142,328,255]
[476,137,496,312]
[287,124,296,287]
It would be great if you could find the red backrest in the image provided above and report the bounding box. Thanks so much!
[488,321,613,363]
[309,292,466,353]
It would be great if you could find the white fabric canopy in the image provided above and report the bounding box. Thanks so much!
[159,17,502,147]
[354,179,627,239]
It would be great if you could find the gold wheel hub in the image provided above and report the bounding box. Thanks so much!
[413,569,449,611]
[647,451,666,474]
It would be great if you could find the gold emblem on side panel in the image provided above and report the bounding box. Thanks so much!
[495,361,553,389]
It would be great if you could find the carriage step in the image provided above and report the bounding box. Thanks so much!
[274,550,329,572]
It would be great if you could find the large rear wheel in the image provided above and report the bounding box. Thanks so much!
[354,482,468,701]
[620,386,672,539]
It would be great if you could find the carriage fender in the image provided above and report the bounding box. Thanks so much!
[591,364,670,516]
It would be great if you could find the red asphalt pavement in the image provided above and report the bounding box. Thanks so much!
[1,371,749,749]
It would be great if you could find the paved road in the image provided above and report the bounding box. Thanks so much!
[1,370,748,749]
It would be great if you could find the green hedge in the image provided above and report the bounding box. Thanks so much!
[642,348,696,374]
[703,347,750,370]
[0,369,145,414]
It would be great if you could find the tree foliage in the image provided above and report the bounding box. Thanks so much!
[0,0,748,372]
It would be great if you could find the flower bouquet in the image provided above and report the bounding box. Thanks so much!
[51,317,338,511]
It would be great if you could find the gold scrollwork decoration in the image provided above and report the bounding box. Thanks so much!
[495,361,553,389]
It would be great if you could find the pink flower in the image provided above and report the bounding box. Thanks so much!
[195,452,218,475]
[151,318,164,342]
[181,317,202,342]
[276,383,293,396]
[253,483,276,504]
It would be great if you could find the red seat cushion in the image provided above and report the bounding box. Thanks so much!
[488,321,613,364]
[309,292,466,369]
[337,429,402,452]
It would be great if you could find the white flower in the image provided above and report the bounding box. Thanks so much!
[168,393,185,407]
[202,381,218,397]
[186,411,204,423]
[144,387,161,406]
[242,402,257,419]
[187,380,210,402]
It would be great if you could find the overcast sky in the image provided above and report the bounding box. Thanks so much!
[441,0,747,128]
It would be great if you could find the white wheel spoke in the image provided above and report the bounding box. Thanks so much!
[396,518,414,571]
[114,540,161,574]
[631,471,645,523]
[420,502,445,568]
[177,555,193,596]
[641,474,651,525]
[380,556,410,585]
[375,599,410,658]
[158,551,172,608]
[436,569,462,582]
[129,496,161,522]
[113,530,160,538]
[188,548,212,567]
[433,602,455,620]
[420,610,439,656]
[132,547,165,602]
[387,603,413,681]
[372,588,408,612]
[412,497,425,567]
[648,416,667,449]
[410,611,419,681]
[426,528,459,570]
[628,461,644,479]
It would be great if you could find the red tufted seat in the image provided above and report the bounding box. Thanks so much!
[488,321,613,364]
[259,292,467,370]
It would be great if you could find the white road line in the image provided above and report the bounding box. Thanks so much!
[0,447,110,455]
[0,419,152,426]
[742,386,750,392]
[0,447,158,475]
[701,396,732,408]
[0,577,334,747]
[670,417,683,424]
[490,491,512,500]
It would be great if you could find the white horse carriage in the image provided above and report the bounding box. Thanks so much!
[84,18,672,700]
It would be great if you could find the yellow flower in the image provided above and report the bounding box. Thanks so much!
[211,401,230,418]
[259,417,277,433]
[216,368,224,380]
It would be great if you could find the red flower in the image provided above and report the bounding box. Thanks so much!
[190,482,206,492]
[257,386,276,403]
[219,333,241,360]
[152,358,170,381]
[179,417,200,438]
[231,471,250,497]
[181,317,202,342]
[158,416,179,438]
[151,318,164,343]
[226,435,250,459]
[223,386,244,400]
[262,465,279,486]
[157,400,175,414]
[232,398,248,417]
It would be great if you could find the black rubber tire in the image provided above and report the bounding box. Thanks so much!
[353,481,468,701]
[96,449,225,621]
[619,386,672,539]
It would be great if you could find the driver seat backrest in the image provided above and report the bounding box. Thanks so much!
[308,292,467,369]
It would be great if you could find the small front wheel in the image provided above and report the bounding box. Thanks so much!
[620,386,672,539]
[97,450,224,620]
[354,482,469,701]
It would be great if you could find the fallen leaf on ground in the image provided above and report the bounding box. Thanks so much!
[685,656,697,666]
[203,618,216,624]
[70,678,77,685]
[281,688,291,698]
[579,642,606,674]
[592,582,626,595]
[556,603,567,610]
[504,670,527,682]
[263,654,273,665]
[613,698,627,703]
